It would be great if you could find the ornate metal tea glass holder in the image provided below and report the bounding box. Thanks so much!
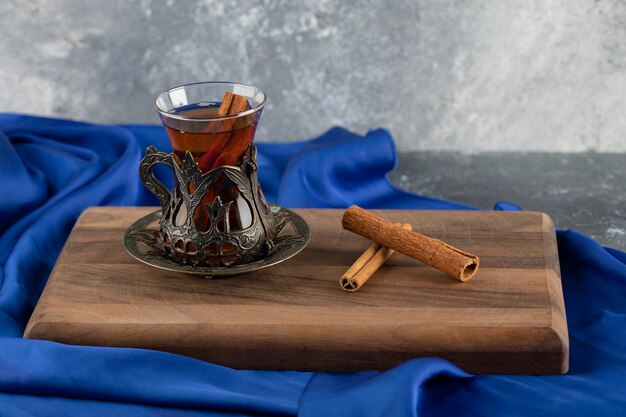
[138,144,278,267]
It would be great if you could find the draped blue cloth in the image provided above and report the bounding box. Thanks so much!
[1,114,625,416]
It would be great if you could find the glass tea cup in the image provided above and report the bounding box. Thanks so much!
[140,82,275,267]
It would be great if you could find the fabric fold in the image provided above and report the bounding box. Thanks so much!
[299,359,468,417]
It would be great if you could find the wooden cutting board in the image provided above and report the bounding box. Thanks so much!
[24,207,568,375]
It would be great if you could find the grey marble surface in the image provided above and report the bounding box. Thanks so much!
[389,152,626,250]
[2,0,626,152]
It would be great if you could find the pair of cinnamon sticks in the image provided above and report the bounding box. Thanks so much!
[340,206,480,292]
[340,223,412,291]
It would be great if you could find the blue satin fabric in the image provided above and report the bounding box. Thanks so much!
[1,114,625,416]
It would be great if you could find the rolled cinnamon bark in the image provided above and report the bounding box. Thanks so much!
[217,91,248,116]
[342,206,480,282]
[340,223,412,292]
[340,241,380,290]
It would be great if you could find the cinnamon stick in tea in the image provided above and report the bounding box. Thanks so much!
[342,206,480,282]
[340,223,412,292]
[216,91,250,132]
[205,91,251,168]
[217,91,249,117]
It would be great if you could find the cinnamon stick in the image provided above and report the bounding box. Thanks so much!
[215,91,250,133]
[342,206,480,282]
[199,91,250,169]
[340,241,379,289]
[217,91,249,116]
[340,223,412,292]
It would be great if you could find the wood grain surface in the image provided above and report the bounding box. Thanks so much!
[24,207,569,374]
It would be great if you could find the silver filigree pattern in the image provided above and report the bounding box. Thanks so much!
[138,145,280,267]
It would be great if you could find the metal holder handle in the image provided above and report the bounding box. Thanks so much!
[139,146,173,214]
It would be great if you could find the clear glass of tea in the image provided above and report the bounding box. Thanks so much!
[156,82,265,170]
[149,81,273,266]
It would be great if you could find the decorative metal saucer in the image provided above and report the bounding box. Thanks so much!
[124,204,310,278]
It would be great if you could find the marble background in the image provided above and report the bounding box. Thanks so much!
[1,0,625,151]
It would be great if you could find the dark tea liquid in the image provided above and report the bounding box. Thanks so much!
[163,102,260,239]
[166,104,257,169]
